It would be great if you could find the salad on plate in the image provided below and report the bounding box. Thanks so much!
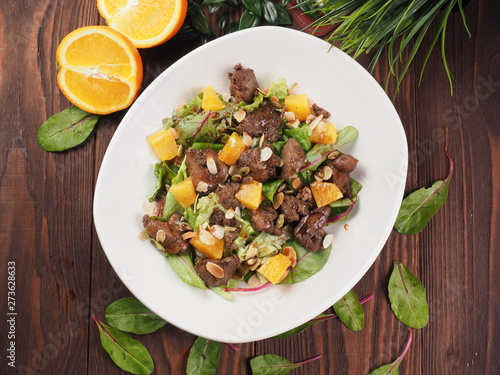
[141,64,361,300]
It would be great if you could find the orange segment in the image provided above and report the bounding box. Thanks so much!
[56,26,143,115]
[97,0,188,48]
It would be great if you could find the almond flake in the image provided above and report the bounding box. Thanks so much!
[322,233,334,249]
[291,178,303,190]
[305,114,316,125]
[308,114,324,131]
[242,132,253,147]
[228,165,239,176]
[259,133,266,147]
[196,181,209,193]
[210,225,225,239]
[286,119,300,129]
[177,144,184,157]
[155,229,166,243]
[225,208,235,219]
[206,156,218,175]
[316,121,327,133]
[199,230,216,245]
[260,147,273,162]
[222,92,231,102]
[223,226,237,232]
[249,258,261,271]
[234,207,241,217]
[282,246,297,267]
[233,109,246,122]
[344,224,350,231]
[168,128,179,140]
[247,274,262,288]
[182,231,196,240]
[284,111,296,122]
[245,243,258,260]
[206,262,225,279]
[322,166,333,180]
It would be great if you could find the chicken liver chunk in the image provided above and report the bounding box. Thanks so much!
[195,255,241,287]
[279,194,312,222]
[237,145,281,182]
[215,182,242,210]
[185,149,228,194]
[250,206,279,233]
[330,153,358,173]
[236,104,282,142]
[142,214,188,254]
[229,64,259,104]
[293,206,332,252]
[279,138,305,180]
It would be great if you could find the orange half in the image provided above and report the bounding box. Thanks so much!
[56,26,143,115]
[97,0,188,48]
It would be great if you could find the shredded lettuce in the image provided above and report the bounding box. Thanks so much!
[266,78,288,101]
[238,230,290,261]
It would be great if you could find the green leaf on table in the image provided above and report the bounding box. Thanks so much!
[239,10,261,30]
[105,297,167,334]
[93,315,154,375]
[262,0,279,25]
[332,289,364,331]
[368,330,413,374]
[388,261,429,329]
[394,139,454,234]
[279,241,332,284]
[242,0,262,16]
[36,106,100,151]
[250,354,321,375]
[186,337,221,375]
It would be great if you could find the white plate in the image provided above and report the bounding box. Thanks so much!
[93,26,407,343]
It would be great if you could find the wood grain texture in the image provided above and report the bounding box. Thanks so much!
[1,0,499,374]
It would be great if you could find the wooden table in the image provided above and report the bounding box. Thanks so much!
[1,1,499,374]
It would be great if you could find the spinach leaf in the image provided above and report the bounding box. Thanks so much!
[279,241,332,284]
[250,354,321,375]
[93,315,154,375]
[284,125,312,152]
[186,337,221,375]
[272,314,335,339]
[168,251,206,290]
[334,126,359,149]
[262,180,284,201]
[242,0,262,16]
[394,146,454,234]
[105,297,167,334]
[239,10,261,30]
[332,290,364,331]
[149,161,178,201]
[388,261,429,329]
[328,179,362,219]
[36,106,100,151]
[368,330,413,375]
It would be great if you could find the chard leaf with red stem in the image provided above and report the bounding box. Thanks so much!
[250,354,321,375]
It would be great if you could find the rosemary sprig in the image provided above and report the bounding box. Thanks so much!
[302,0,470,96]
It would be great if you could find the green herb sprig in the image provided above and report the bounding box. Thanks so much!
[302,0,471,95]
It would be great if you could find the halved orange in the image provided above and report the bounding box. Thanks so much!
[56,26,143,115]
[97,0,188,48]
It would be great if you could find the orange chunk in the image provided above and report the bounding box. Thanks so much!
[257,254,291,284]
[310,181,343,207]
[147,129,178,160]
[218,132,247,165]
[235,180,262,210]
[310,122,338,144]
[284,94,312,121]
[202,86,225,111]
[190,231,224,259]
[170,177,197,208]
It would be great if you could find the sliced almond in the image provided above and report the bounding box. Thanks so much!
[199,230,216,245]
[247,273,262,288]
[234,207,241,217]
[316,121,327,133]
[344,224,350,231]
[292,178,303,190]
[259,133,266,148]
[222,92,231,102]
[308,114,324,131]
[286,119,300,129]
[228,164,239,176]
[233,109,246,122]
[206,262,225,279]
[155,229,166,243]
[196,181,209,193]
[177,144,184,157]
[245,243,259,260]
[305,114,316,125]
[273,192,284,209]
[168,127,179,140]
[260,147,273,162]
[275,214,285,228]
[223,226,237,232]
[182,231,196,240]
[242,132,253,147]
[322,233,334,249]
[282,246,297,267]
[225,208,235,219]
[210,225,225,239]
[206,156,218,175]
[284,111,296,122]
